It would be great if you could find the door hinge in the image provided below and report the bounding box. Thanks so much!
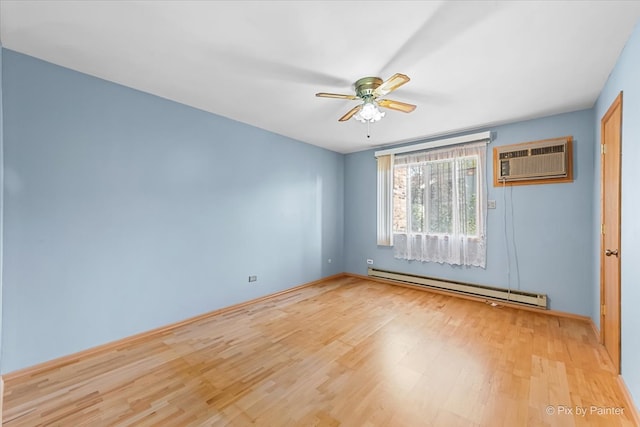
[601,223,605,235]
[601,143,606,154]
[602,304,606,316]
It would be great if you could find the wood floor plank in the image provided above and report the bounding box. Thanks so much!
[3,276,636,426]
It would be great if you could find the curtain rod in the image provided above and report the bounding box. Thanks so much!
[374,131,492,158]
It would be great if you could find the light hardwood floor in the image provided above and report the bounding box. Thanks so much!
[3,276,636,426]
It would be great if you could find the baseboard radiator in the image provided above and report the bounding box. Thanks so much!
[368,268,548,309]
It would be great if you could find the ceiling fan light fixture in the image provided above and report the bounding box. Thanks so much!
[315,73,414,124]
[354,99,385,123]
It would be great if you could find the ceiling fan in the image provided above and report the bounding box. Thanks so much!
[316,73,417,123]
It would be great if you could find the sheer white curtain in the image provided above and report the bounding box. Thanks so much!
[377,154,393,246]
[393,142,487,267]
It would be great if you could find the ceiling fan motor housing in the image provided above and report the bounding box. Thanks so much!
[355,77,383,99]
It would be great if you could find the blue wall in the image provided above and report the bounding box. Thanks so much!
[344,110,595,316]
[1,50,344,373]
[594,22,640,409]
[1,25,638,410]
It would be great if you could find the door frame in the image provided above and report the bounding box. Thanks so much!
[599,91,622,373]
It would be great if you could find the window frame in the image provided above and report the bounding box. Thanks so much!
[377,134,489,267]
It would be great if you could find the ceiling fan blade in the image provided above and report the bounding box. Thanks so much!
[339,105,362,122]
[373,73,410,97]
[316,92,359,100]
[378,99,417,113]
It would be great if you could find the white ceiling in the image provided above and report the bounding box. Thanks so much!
[1,1,639,154]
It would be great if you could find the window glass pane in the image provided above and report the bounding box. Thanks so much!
[409,165,425,232]
[393,154,480,238]
[428,161,453,234]
[393,166,407,233]
[460,156,478,236]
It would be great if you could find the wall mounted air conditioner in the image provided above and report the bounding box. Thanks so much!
[493,136,573,186]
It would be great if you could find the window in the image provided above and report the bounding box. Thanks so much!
[393,156,479,236]
[378,140,487,267]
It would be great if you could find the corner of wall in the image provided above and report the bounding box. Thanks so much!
[592,104,601,331]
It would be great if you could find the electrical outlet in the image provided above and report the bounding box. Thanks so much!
[248,275,257,282]
[366,259,374,265]
[488,200,496,209]
[328,258,332,264]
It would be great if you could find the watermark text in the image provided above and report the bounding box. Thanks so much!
[546,405,625,417]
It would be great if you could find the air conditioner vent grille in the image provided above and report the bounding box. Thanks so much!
[493,136,572,186]
[531,144,565,156]
[499,149,528,159]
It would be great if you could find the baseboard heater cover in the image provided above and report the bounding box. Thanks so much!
[368,268,548,309]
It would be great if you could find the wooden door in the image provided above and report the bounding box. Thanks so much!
[600,92,622,373]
